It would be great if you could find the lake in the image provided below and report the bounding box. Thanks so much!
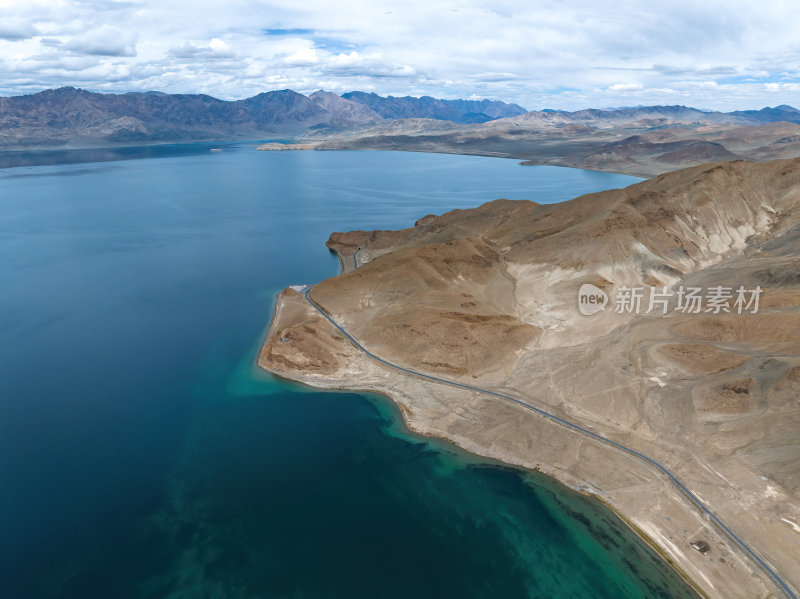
[0,143,696,598]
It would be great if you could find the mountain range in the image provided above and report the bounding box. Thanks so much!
[2,86,800,151]
[340,91,527,123]
[0,87,526,148]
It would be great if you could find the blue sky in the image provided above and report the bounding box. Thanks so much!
[0,0,798,110]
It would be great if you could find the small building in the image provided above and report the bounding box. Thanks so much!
[690,540,711,555]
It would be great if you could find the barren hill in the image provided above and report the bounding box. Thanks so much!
[260,158,800,598]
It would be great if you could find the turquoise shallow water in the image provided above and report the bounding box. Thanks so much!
[0,145,695,598]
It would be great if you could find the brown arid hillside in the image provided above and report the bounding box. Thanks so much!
[260,158,800,598]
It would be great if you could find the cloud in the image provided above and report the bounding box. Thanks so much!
[63,25,138,57]
[169,39,237,61]
[765,82,800,92]
[0,20,39,40]
[653,64,738,77]
[320,51,418,79]
[39,38,63,47]
[472,72,522,82]
[0,0,799,111]
[281,47,319,67]
[608,83,643,91]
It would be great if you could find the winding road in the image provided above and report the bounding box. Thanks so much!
[301,253,797,599]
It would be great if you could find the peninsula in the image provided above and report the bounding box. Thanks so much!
[259,157,800,598]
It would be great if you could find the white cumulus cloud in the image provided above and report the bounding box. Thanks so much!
[0,0,797,110]
[63,25,138,57]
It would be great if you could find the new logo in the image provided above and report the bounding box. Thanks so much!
[578,284,608,315]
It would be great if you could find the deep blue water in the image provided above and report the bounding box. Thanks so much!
[0,144,696,598]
